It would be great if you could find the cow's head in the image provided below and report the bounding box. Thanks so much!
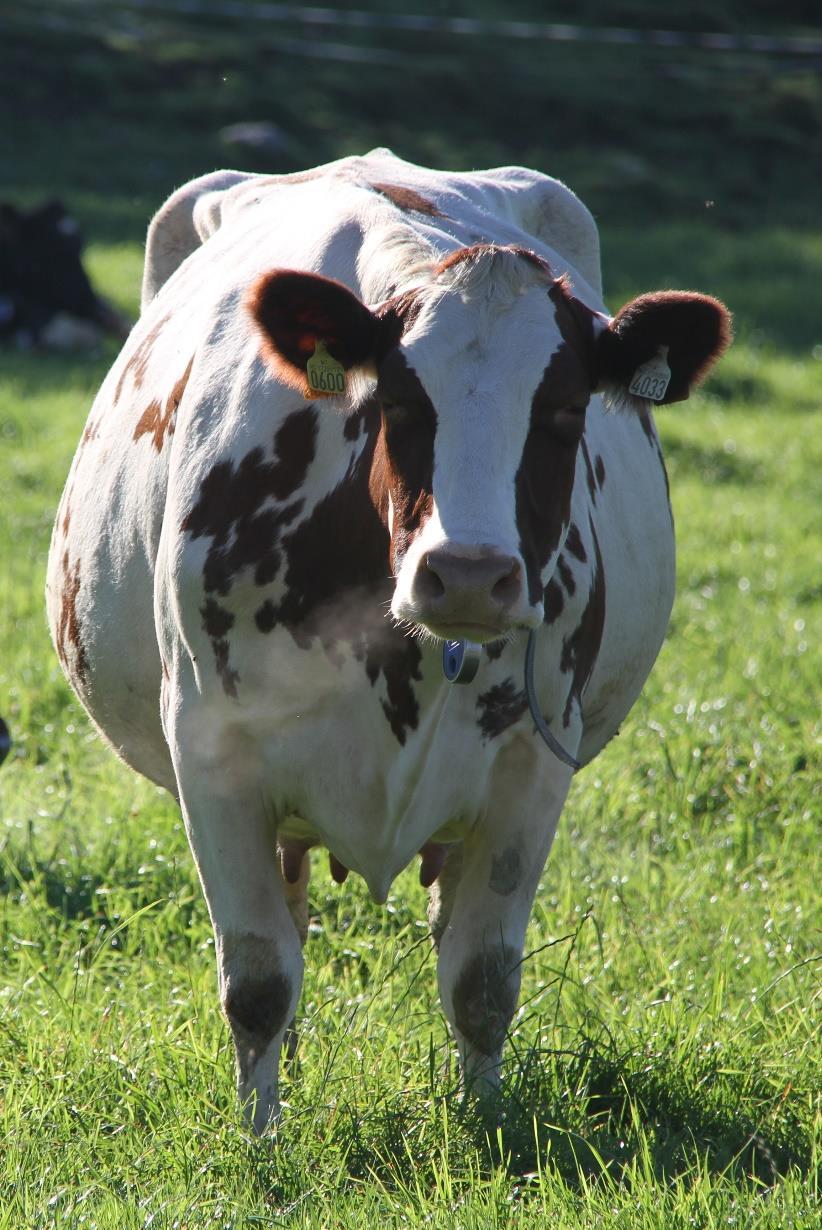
[249,246,730,643]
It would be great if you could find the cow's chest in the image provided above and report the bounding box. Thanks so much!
[194,624,540,891]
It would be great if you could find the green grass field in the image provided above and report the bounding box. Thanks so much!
[1,4,821,1226]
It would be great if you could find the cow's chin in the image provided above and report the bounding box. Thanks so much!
[420,618,514,645]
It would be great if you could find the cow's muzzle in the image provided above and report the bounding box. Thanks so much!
[408,546,533,642]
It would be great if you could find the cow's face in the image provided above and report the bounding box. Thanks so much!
[250,248,731,643]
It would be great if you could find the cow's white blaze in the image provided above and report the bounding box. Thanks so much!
[389,266,568,634]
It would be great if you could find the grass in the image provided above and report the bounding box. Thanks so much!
[1,3,821,1225]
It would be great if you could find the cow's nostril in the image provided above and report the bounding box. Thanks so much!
[491,558,521,606]
[417,556,446,603]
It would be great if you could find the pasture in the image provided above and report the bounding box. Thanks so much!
[1,4,820,1227]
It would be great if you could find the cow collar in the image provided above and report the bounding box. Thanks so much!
[442,635,581,771]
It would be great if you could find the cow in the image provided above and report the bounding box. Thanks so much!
[0,199,129,348]
[46,150,731,1133]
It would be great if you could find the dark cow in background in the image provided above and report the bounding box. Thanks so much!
[46,150,731,1133]
[0,199,129,349]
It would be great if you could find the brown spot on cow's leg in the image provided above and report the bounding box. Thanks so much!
[595,454,606,489]
[452,945,520,1060]
[220,933,295,1116]
[427,844,463,949]
[488,846,522,896]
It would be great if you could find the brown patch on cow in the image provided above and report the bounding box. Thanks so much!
[556,553,576,596]
[565,523,587,564]
[516,310,594,605]
[80,419,100,448]
[213,639,239,697]
[56,550,89,688]
[182,406,317,596]
[113,312,171,404]
[241,399,422,745]
[182,407,318,699]
[374,287,426,339]
[201,598,239,697]
[579,437,598,502]
[222,935,292,1081]
[226,973,290,1041]
[484,640,506,661]
[476,677,528,741]
[452,945,520,1057]
[370,182,445,218]
[373,635,422,744]
[543,577,564,624]
[60,482,74,537]
[372,351,437,573]
[435,243,553,280]
[561,519,606,726]
[133,356,194,453]
[201,597,235,639]
[343,408,365,441]
[489,846,523,896]
[595,454,606,489]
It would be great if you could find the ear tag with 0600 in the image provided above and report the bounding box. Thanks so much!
[629,345,671,403]
[305,340,347,399]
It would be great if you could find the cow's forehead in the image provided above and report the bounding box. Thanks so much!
[395,279,568,413]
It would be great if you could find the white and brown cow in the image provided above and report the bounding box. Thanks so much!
[46,150,731,1132]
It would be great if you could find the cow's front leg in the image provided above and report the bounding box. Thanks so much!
[434,737,574,1094]
[171,749,303,1134]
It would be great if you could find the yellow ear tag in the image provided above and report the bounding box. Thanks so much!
[629,345,671,402]
[305,340,347,399]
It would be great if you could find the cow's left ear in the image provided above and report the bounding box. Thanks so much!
[248,269,404,398]
[595,291,732,406]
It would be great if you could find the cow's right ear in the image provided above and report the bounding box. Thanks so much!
[595,291,732,408]
[248,270,404,398]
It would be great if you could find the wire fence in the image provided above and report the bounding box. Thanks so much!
[11,0,822,57]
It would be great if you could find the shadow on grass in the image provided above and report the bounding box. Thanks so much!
[291,1038,813,1203]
